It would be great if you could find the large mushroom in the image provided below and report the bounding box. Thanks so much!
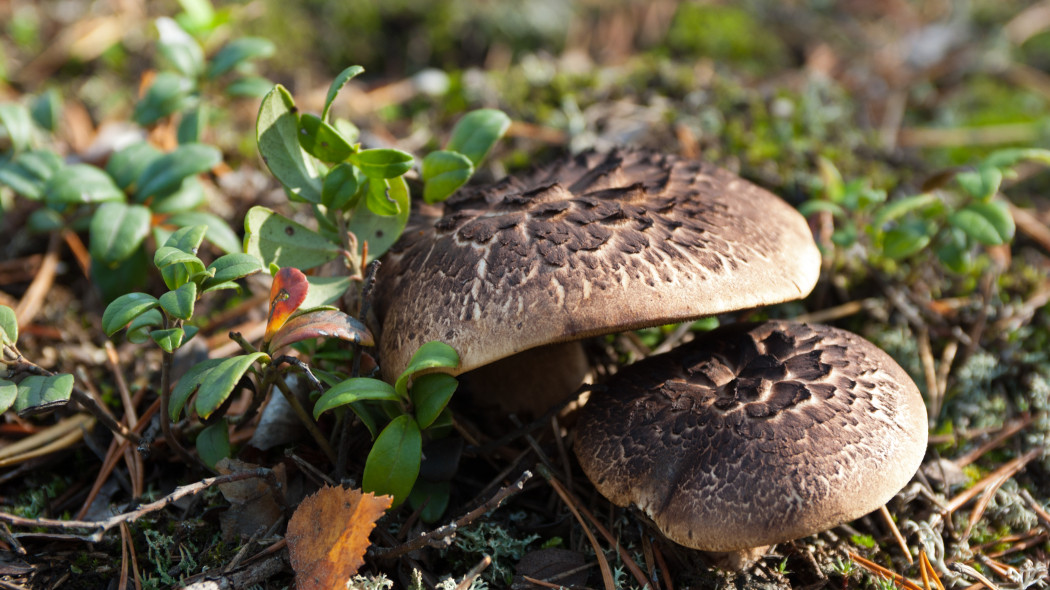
[373,149,821,413]
[574,320,928,568]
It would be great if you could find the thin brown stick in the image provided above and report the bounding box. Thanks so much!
[270,375,336,464]
[848,551,924,590]
[374,470,533,561]
[879,505,913,564]
[454,555,492,590]
[946,447,1043,513]
[539,466,616,590]
[76,399,159,521]
[0,469,274,543]
[953,415,1033,468]
[60,228,91,278]
[653,541,674,590]
[919,550,945,590]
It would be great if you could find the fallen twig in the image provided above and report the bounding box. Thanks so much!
[374,470,532,561]
[0,468,275,543]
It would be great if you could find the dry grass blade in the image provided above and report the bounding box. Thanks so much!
[539,467,616,590]
[14,232,60,329]
[0,413,94,467]
[848,551,924,590]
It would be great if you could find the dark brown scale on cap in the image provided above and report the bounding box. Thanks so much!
[374,149,821,386]
[574,321,928,559]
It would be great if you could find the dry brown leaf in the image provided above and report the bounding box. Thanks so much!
[287,485,392,590]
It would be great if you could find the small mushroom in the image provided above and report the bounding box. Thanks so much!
[374,149,821,412]
[574,320,928,568]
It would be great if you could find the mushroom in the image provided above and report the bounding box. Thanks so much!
[373,149,821,414]
[573,320,928,569]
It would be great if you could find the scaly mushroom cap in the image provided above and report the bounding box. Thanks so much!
[574,321,928,552]
[374,150,821,382]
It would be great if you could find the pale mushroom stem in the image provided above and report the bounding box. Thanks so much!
[704,546,772,571]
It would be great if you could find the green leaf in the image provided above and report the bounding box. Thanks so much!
[349,149,413,180]
[955,164,1002,202]
[150,327,185,353]
[89,202,151,265]
[348,176,410,261]
[321,162,361,210]
[164,211,240,255]
[106,142,162,191]
[196,419,231,469]
[408,479,450,524]
[323,65,364,122]
[133,72,196,126]
[27,209,64,233]
[0,149,63,200]
[152,177,207,213]
[203,253,263,288]
[177,105,206,145]
[135,143,221,201]
[422,150,473,204]
[797,199,846,218]
[201,280,241,294]
[92,249,149,303]
[949,201,1015,246]
[364,178,400,216]
[298,113,354,163]
[243,206,342,270]
[30,89,62,133]
[156,240,206,292]
[0,379,17,414]
[154,246,206,290]
[256,84,323,203]
[410,373,458,429]
[225,76,273,98]
[363,414,421,506]
[127,308,163,343]
[163,224,208,253]
[175,0,215,33]
[871,193,940,231]
[206,37,274,79]
[0,103,33,153]
[313,378,400,419]
[102,293,160,336]
[195,352,269,419]
[44,164,124,205]
[15,374,74,416]
[0,305,17,346]
[982,148,1050,169]
[394,341,460,399]
[445,109,510,166]
[881,222,932,260]
[267,308,374,354]
[301,275,353,310]
[156,17,204,78]
[159,281,198,321]
[169,358,225,421]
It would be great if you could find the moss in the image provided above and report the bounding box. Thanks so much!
[661,4,789,74]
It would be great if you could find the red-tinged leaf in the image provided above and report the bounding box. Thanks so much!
[287,486,393,590]
[264,267,308,342]
[267,308,374,354]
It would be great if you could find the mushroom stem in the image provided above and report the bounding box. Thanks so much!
[459,341,590,418]
[703,546,772,571]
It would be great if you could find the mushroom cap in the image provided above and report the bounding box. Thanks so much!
[574,321,928,552]
[374,149,821,382]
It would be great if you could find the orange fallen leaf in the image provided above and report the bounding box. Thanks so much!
[287,485,392,590]
[264,267,308,343]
